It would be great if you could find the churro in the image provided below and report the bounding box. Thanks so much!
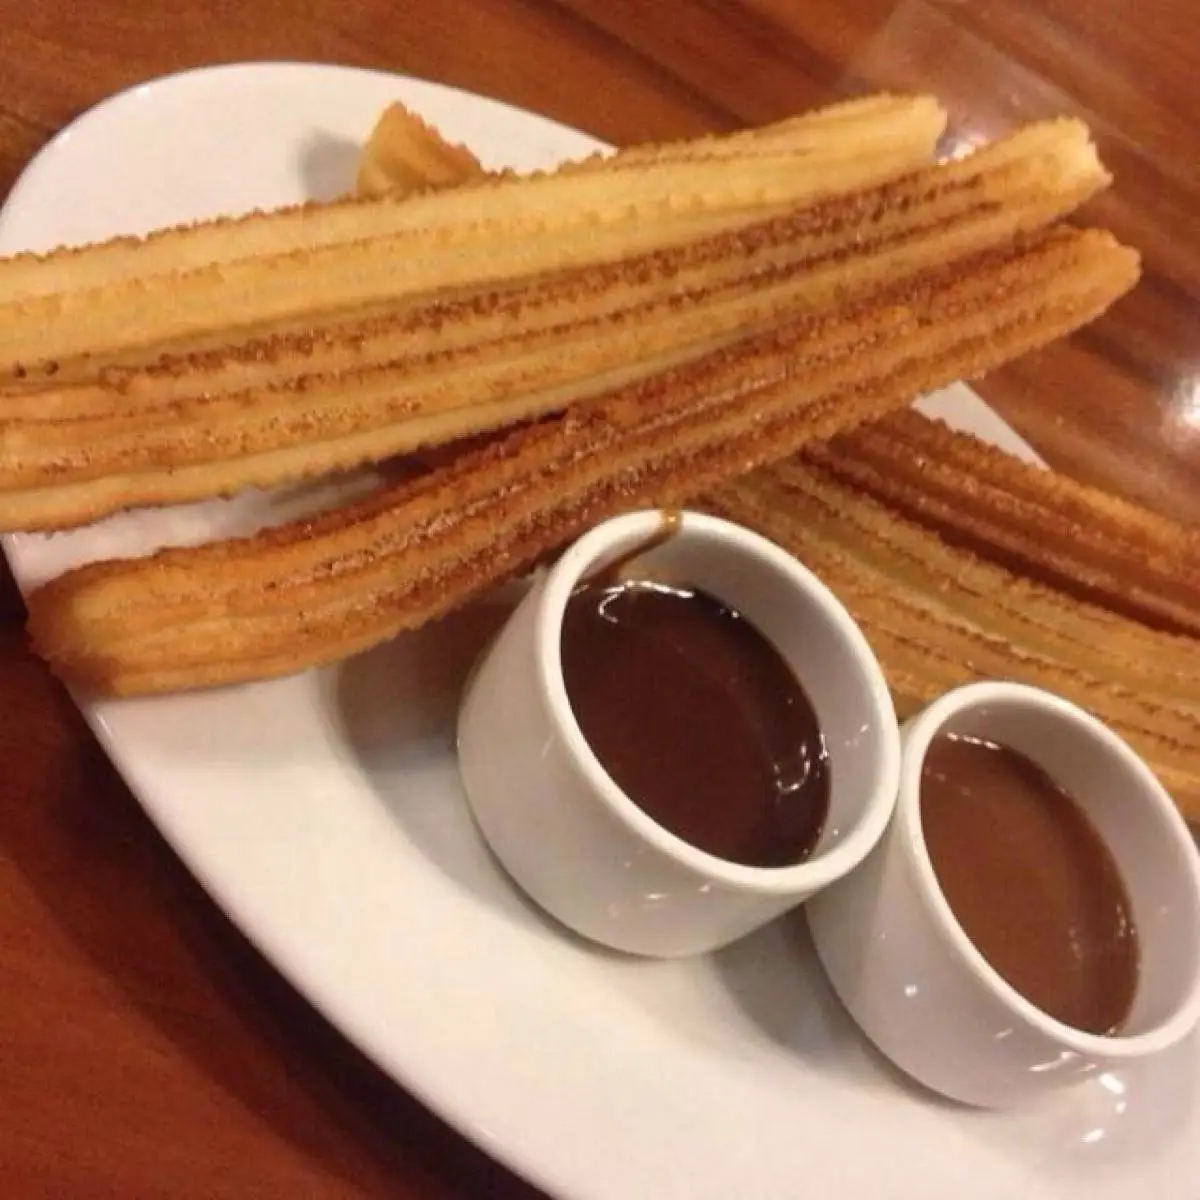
[25,226,1138,696]
[0,94,948,378]
[808,409,1200,636]
[356,103,485,198]
[0,120,1111,531]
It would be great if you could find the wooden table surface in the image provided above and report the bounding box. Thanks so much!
[0,3,1195,1197]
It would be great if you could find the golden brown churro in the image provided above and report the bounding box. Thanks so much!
[0,95,949,377]
[703,459,1200,821]
[356,103,485,198]
[25,226,1138,696]
[352,92,949,201]
[13,120,1101,421]
[808,409,1200,636]
[0,120,1111,530]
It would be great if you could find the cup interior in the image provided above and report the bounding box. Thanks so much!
[905,686,1200,1047]
[538,511,900,885]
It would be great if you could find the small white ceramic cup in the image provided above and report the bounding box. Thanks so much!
[807,680,1200,1108]
[456,509,901,957]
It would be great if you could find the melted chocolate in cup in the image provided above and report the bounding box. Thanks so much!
[560,579,830,869]
[920,733,1139,1035]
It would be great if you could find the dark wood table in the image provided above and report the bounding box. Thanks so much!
[1,3,1195,1196]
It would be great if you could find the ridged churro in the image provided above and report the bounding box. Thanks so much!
[703,457,1200,820]
[809,409,1200,636]
[354,104,1199,629]
[25,226,1138,696]
[0,94,949,378]
[11,119,1103,419]
[0,120,1111,531]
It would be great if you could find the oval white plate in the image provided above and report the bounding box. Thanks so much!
[1,63,1195,1200]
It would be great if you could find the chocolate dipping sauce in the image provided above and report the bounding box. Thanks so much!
[560,579,830,868]
[921,733,1139,1035]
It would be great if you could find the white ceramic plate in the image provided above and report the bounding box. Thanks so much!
[2,63,1195,1200]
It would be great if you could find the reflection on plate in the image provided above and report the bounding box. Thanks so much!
[1,62,1195,1200]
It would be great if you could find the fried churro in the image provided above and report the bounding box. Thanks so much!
[11,119,1104,419]
[0,94,949,378]
[806,409,1200,636]
[703,457,1200,820]
[356,103,485,198]
[0,120,1111,531]
[25,226,1138,696]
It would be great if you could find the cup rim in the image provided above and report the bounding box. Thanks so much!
[532,508,902,895]
[900,680,1200,1058]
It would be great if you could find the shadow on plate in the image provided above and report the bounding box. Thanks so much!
[712,909,965,1103]
[328,596,543,910]
[298,130,361,200]
[331,598,512,761]
[329,593,646,960]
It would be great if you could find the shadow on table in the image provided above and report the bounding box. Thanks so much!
[0,630,541,1199]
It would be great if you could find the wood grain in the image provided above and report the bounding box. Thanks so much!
[0,2,1194,1196]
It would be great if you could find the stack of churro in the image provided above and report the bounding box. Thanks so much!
[12,93,1189,812]
[25,223,1136,692]
[0,106,1112,530]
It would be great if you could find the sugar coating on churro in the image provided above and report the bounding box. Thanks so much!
[0,94,949,375]
[26,227,1138,699]
[0,119,1110,530]
[809,409,1200,636]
